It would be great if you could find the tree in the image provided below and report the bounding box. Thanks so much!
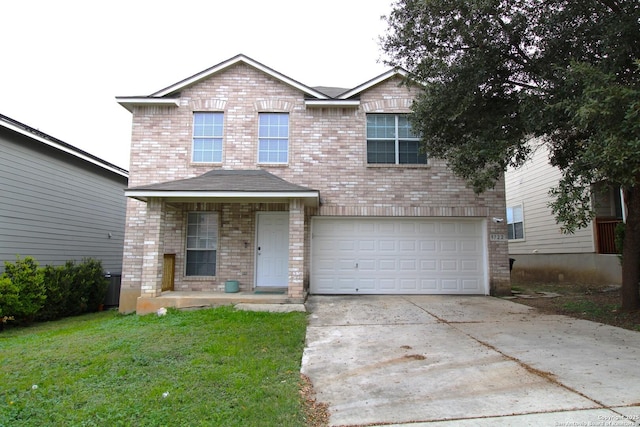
[381,0,640,310]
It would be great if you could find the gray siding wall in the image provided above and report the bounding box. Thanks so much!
[0,128,127,273]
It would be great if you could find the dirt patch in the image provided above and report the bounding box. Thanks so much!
[509,282,640,331]
[402,354,426,361]
[300,374,330,427]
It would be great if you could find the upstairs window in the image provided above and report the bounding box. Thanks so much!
[258,113,289,164]
[186,212,218,276]
[367,114,425,164]
[507,205,524,240]
[192,112,223,163]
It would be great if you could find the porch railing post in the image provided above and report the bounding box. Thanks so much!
[140,198,166,299]
[288,199,305,299]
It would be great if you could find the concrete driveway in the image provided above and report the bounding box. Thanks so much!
[301,295,640,426]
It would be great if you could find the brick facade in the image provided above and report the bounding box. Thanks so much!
[118,58,510,313]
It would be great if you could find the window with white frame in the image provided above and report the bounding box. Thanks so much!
[186,212,218,276]
[258,113,289,164]
[192,112,223,163]
[366,114,425,164]
[507,205,524,240]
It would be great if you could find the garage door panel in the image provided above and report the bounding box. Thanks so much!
[379,240,396,251]
[440,259,458,271]
[358,259,376,270]
[337,240,357,251]
[420,260,437,271]
[400,279,418,290]
[311,218,487,295]
[378,259,397,270]
[420,279,438,290]
[378,222,396,234]
[460,239,480,252]
[399,259,417,271]
[463,279,482,290]
[461,259,480,271]
[420,240,437,252]
[441,279,460,290]
[440,240,457,252]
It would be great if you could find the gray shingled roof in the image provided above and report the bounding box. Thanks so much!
[127,169,316,193]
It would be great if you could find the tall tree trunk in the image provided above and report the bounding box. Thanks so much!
[621,187,640,311]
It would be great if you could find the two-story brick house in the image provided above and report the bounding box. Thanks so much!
[117,54,510,314]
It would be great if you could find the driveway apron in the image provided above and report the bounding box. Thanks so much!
[301,295,640,426]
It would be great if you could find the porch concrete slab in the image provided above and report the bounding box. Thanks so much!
[135,291,301,315]
[234,303,306,313]
[302,295,640,426]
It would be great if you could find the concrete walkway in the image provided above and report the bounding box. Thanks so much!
[301,295,640,426]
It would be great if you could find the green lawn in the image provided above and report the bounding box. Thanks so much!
[0,306,309,426]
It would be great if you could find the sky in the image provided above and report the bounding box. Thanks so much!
[1,0,395,170]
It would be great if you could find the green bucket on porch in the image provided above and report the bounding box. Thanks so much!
[225,280,239,293]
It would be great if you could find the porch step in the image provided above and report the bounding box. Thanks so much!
[135,291,305,315]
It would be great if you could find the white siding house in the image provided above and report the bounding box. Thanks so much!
[505,142,622,284]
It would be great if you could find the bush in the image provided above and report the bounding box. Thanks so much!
[38,262,74,321]
[1,256,46,323]
[38,259,109,320]
[0,276,19,328]
[1,257,110,327]
[75,258,109,313]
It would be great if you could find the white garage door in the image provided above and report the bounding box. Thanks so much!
[311,218,487,295]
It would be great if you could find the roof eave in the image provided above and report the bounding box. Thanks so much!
[0,115,129,178]
[337,69,411,99]
[304,100,361,108]
[124,190,320,207]
[116,97,181,113]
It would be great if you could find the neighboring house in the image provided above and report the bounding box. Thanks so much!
[116,54,511,314]
[505,142,623,284]
[0,114,129,286]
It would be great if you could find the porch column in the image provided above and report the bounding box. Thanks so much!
[288,199,305,299]
[140,198,166,299]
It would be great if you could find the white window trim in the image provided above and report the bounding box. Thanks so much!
[185,212,219,277]
[507,204,525,241]
[192,112,224,164]
[366,114,424,165]
[257,112,289,165]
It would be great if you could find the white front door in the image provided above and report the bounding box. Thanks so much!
[256,212,289,287]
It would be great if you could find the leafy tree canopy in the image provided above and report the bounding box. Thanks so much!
[381,0,640,308]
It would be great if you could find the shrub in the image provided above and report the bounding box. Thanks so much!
[75,258,109,313]
[38,263,74,321]
[0,276,19,329]
[2,257,109,326]
[1,256,46,322]
[43,259,109,318]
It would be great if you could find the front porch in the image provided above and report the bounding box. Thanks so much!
[122,169,319,314]
[135,289,306,315]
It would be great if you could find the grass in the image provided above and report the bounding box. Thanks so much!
[510,282,640,332]
[561,300,619,317]
[0,306,309,426]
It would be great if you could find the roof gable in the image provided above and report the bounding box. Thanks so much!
[116,54,413,112]
[0,113,128,178]
[155,54,330,100]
